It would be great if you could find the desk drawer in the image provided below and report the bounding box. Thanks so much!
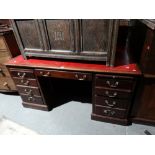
[17,86,41,96]
[95,74,135,91]
[10,68,35,79]
[94,105,127,119]
[21,94,44,105]
[95,95,130,110]
[13,78,38,87]
[35,69,92,81]
[95,87,132,99]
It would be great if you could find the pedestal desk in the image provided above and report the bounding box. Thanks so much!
[5,55,141,125]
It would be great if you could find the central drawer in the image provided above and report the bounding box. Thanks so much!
[35,69,92,81]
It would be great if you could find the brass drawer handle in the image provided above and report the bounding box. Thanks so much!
[17,72,26,78]
[75,74,87,80]
[105,91,117,98]
[106,80,119,88]
[105,100,116,107]
[103,109,115,116]
[24,89,32,95]
[24,80,29,85]
[28,96,35,102]
[20,80,29,85]
[42,72,50,77]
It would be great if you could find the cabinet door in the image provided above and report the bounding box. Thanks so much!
[80,20,118,62]
[44,19,75,53]
[11,19,44,58]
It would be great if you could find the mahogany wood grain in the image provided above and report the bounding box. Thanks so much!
[91,113,130,125]
[35,69,92,81]
[13,78,38,87]
[22,102,50,111]
[21,94,44,105]
[95,74,136,91]
[16,86,41,96]
[94,105,127,119]
[95,87,132,99]
[95,95,130,110]
[9,68,35,79]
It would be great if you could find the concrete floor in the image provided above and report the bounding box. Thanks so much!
[0,93,155,135]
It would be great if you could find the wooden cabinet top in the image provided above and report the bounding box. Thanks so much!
[5,55,141,75]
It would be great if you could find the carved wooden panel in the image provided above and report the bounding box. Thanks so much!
[11,19,119,65]
[13,20,43,50]
[81,20,113,54]
[44,20,75,52]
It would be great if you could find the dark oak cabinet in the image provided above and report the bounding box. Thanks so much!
[11,19,119,66]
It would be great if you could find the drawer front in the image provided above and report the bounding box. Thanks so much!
[13,78,38,87]
[0,77,16,91]
[0,64,10,77]
[0,36,7,51]
[10,69,35,79]
[94,105,127,119]
[95,87,132,99]
[35,69,92,81]
[95,74,135,91]
[95,95,130,110]
[17,86,41,96]
[21,94,44,105]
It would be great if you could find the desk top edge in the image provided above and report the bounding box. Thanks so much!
[5,55,142,76]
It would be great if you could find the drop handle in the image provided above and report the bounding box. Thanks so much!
[75,74,87,80]
[105,91,117,98]
[28,96,35,102]
[103,109,115,116]
[20,80,29,85]
[105,100,116,107]
[106,80,119,88]
[17,72,26,78]
[43,72,50,77]
[24,89,32,96]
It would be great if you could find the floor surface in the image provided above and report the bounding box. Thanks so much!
[0,93,155,135]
